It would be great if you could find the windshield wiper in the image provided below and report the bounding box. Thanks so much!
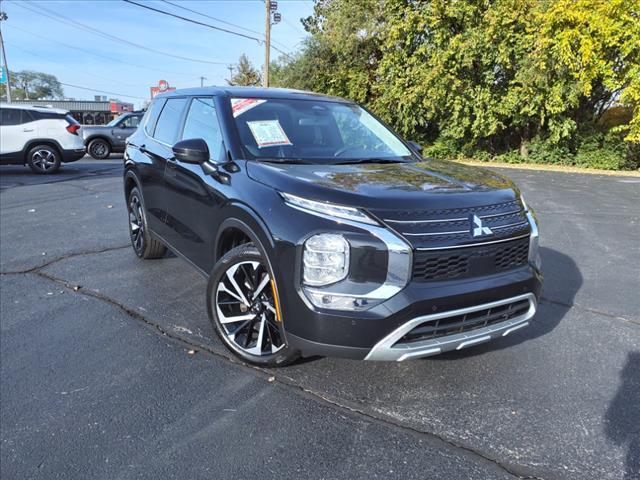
[334,157,408,165]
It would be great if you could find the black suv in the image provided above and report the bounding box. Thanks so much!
[124,87,542,366]
[84,111,144,159]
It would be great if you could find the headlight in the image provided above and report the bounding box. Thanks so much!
[284,193,411,312]
[521,195,541,270]
[281,192,378,225]
[303,234,349,286]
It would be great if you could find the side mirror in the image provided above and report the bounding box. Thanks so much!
[172,138,209,164]
[408,141,423,153]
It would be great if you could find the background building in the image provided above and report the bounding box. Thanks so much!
[10,96,135,124]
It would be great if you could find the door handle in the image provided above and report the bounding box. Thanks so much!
[23,128,34,132]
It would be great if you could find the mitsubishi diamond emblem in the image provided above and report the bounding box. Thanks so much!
[471,214,492,237]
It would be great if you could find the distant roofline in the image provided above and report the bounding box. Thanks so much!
[6,99,133,103]
[0,103,70,114]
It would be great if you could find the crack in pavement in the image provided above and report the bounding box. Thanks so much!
[23,267,544,480]
[0,244,130,276]
[2,243,634,478]
[0,167,122,192]
[539,297,639,326]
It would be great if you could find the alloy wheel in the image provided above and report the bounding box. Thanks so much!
[32,149,57,172]
[128,194,145,253]
[91,142,107,158]
[215,261,284,356]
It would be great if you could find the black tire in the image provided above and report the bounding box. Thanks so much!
[88,138,111,160]
[206,244,299,367]
[27,145,61,174]
[127,187,166,259]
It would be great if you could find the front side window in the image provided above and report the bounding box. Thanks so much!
[230,98,412,164]
[153,98,188,145]
[181,97,223,161]
[120,115,141,129]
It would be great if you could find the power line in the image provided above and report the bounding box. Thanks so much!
[161,0,264,37]
[58,81,146,100]
[4,40,140,88]
[283,17,307,36]
[271,44,295,61]
[13,0,231,66]
[159,0,294,52]
[122,0,264,44]
[4,23,210,79]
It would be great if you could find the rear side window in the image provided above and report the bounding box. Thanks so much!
[153,98,188,145]
[31,110,66,120]
[181,97,223,161]
[1,108,33,125]
[65,114,80,125]
[143,99,166,136]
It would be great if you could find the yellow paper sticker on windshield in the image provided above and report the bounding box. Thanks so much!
[247,120,292,148]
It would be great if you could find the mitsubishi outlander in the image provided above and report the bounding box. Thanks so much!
[123,87,542,366]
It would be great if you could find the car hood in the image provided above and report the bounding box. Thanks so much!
[246,159,520,211]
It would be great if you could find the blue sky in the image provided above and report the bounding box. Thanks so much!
[0,0,313,107]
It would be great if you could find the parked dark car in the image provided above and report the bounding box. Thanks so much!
[83,111,144,159]
[123,87,542,366]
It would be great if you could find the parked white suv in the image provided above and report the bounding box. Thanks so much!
[0,104,86,174]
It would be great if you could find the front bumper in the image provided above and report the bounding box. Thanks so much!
[282,263,542,360]
[364,292,537,361]
[264,188,542,361]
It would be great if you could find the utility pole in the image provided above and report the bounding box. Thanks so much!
[226,64,234,84]
[0,11,11,103]
[199,76,207,87]
[263,0,271,87]
[263,1,281,88]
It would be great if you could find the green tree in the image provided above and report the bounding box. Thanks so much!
[273,0,640,169]
[0,70,63,100]
[228,54,262,87]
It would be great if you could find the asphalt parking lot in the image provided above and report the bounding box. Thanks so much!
[1,157,639,479]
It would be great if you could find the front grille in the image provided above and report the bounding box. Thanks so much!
[413,254,469,281]
[495,239,529,269]
[397,299,531,344]
[371,200,530,250]
[412,237,529,281]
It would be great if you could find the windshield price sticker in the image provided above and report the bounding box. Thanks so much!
[247,120,292,148]
[232,98,267,117]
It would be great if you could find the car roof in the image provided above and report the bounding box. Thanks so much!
[155,86,352,103]
[0,103,69,115]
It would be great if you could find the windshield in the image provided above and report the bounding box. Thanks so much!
[230,98,413,164]
[106,116,121,127]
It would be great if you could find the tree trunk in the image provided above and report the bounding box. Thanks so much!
[519,138,529,158]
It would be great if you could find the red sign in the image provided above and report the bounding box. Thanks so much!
[110,101,134,113]
[150,79,176,98]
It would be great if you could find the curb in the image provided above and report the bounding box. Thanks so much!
[454,160,640,177]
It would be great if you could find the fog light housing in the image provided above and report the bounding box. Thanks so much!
[303,290,372,311]
[303,234,349,286]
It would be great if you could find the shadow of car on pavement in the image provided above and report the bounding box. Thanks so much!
[605,351,640,479]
